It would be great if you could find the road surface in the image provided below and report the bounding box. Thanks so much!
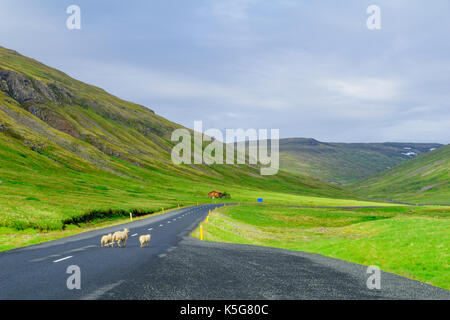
[0,204,448,300]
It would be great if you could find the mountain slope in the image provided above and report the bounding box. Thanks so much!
[351,144,449,204]
[279,138,442,184]
[0,46,359,230]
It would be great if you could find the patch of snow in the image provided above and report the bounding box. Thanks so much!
[401,152,417,156]
[403,147,412,150]
[430,148,436,151]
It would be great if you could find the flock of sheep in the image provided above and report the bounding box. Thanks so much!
[100,228,151,248]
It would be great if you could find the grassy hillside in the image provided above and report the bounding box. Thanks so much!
[0,46,369,231]
[278,138,441,184]
[351,145,449,205]
[193,205,450,290]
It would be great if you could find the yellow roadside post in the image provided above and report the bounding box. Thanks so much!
[130,212,133,221]
[162,208,164,214]
[200,225,203,240]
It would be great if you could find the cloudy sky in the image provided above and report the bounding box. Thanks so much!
[0,0,449,143]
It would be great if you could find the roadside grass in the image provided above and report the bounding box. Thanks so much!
[192,205,450,290]
[0,227,84,252]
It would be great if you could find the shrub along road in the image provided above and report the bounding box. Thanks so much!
[0,204,448,300]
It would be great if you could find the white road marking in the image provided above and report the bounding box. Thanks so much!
[53,256,73,263]
[29,254,60,263]
[68,245,97,253]
[158,253,167,258]
[131,233,138,237]
[159,224,163,227]
[81,280,125,300]
[148,228,153,231]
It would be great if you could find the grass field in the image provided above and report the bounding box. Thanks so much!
[192,204,450,290]
[352,145,449,205]
[0,182,392,251]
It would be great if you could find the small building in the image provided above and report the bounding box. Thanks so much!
[207,191,231,199]
[207,191,223,199]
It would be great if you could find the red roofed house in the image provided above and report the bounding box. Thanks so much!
[207,191,223,199]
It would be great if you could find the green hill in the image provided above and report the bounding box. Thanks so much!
[279,138,441,184]
[351,144,449,204]
[0,46,360,231]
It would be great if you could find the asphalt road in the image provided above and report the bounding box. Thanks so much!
[0,204,448,300]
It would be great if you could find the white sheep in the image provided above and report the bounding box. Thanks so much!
[100,233,113,247]
[139,234,151,247]
[112,228,129,247]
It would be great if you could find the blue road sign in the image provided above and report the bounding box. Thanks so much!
[257,198,263,203]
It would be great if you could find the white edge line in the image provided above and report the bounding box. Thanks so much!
[53,256,73,263]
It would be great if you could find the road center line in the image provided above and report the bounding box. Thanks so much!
[53,256,73,263]
[131,233,138,237]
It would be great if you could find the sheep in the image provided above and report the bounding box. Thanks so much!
[112,228,129,247]
[100,233,113,247]
[112,231,124,247]
[139,234,151,247]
